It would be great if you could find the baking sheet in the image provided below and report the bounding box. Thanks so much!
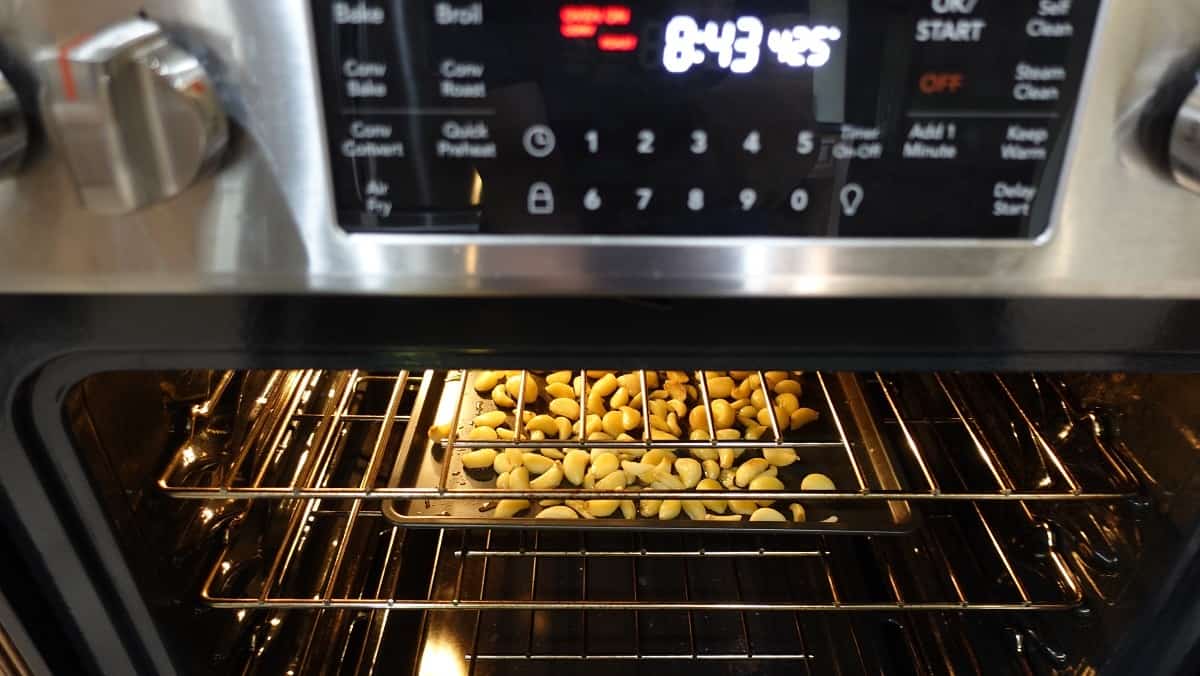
[382,371,914,534]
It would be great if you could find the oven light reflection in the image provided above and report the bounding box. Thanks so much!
[181,446,197,466]
[419,638,466,676]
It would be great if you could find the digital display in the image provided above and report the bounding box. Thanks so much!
[314,0,1101,238]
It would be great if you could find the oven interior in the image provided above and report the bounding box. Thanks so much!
[59,368,1200,675]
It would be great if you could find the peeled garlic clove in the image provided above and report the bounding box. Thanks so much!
[522,453,555,475]
[592,452,621,479]
[718,468,737,489]
[682,500,707,520]
[602,410,625,437]
[620,499,637,519]
[702,459,720,480]
[540,447,564,459]
[749,474,785,506]
[509,466,530,490]
[504,448,524,468]
[529,463,564,489]
[763,448,798,467]
[587,499,622,517]
[789,504,807,522]
[790,408,820,430]
[462,448,498,470]
[473,411,508,428]
[536,505,580,519]
[774,379,803,395]
[674,458,702,488]
[801,473,836,491]
[496,471,510,489]
[734,458,770,487]
[706,376,735,399]
[729,499,759,515]
[658,499,682,520]
[639,499,663,518]
[548,397,581,420]
[495,499,530,518]
[749,507,787,522]
[566,500,596,519]
[546,370,573,385]
[696,478,727,514]
[473,370,502,392]
[568,449,592,487]
[427,423,451,441]
[493,452,513,474]
[596,469,628,491]
[467,426,498,441]
[555,416,573,440]
[621,460,655,481]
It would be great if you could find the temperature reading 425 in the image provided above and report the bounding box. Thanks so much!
[662,15,843,74]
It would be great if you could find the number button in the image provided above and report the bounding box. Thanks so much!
[687,188,705,211]
[789,188,810,212]
[739,188,758,211]
[585,129,599,154]
[635,187,653,211]
[690,130,708,155]
[743,130,762,155]
[583,187,602,211]
[796,131,815,155]
[637,129,655,155]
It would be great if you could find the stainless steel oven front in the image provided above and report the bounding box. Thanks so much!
[0,0,1196,298]
[3,2,1200,676]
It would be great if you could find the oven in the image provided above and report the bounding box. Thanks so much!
[3,1,1200,675]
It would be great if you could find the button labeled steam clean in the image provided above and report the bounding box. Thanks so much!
[840,183,865,216]
[527,182,555,214]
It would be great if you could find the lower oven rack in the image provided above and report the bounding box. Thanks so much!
[200,501,1083,612]
[158,368,1143,503]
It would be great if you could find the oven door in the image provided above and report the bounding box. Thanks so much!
[5,294,1200,676]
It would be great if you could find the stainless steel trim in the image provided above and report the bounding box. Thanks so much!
[0,0,1198,297]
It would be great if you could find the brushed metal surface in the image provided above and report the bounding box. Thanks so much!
[0,0,1197,297]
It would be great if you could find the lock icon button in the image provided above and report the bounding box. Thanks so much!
[527,182,555,215]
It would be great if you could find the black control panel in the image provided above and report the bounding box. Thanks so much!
[313,0,1098,237]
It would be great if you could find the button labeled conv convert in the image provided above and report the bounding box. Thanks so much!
[523,125,557,158]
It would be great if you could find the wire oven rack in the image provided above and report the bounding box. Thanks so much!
[158,369,1142,502]
[200,502,1082,612]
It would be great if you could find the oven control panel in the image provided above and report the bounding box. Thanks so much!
[313,0,1098,238]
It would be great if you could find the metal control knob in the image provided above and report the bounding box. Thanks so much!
[0,66,28,176]
[40,18,228,214]
[1170,79,1200,193]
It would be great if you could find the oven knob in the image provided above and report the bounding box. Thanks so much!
[1169,78,1200,193]
[40,18,228,214]
[0,67,28,176]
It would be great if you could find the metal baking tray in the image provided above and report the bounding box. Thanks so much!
[382,370,914,534]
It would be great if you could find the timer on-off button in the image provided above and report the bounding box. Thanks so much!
[523,125,557,158]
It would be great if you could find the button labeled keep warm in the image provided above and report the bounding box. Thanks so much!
[919,72,966,95]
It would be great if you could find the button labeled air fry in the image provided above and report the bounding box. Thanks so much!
[919,71,966,94]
